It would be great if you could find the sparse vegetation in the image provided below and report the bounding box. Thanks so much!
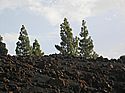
[15,25,32,56]
[0,35,8,55]
[78,20,98,59]
[0,18,98,59]
[32,39,44,56]
[15,25,44,56]
[55,18,98,59]
[55,18,79,56]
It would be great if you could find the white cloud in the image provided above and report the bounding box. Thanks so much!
[0,0,29,10]
[2,33,18,42]
[1,33,18,55]
[28,0,62,25]
[0,0,125,24]
[92,0,125,16]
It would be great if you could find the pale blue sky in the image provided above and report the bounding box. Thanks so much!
[0,0,125,58]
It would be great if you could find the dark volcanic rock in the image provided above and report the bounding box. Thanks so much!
[0,54,125,93]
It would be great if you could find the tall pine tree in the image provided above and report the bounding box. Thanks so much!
[0,35,8,55]
[0,35,2,42]
[72,36,79,56]
[79,20,98,59]
[32,39,44,56]
[55,18,78,56]
[15,25,32,56]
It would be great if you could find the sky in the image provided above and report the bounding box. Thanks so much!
[0,0,125,58]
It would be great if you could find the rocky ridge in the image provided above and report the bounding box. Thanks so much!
[0,54,125,93]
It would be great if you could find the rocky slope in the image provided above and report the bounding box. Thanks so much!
[0,54,125,93]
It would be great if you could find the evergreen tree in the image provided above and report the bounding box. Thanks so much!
[92,51,99,59]
[55,18,78,56]
[15,25,32,56]
[32,39,44,56]
[0,35,8,55]
[72,36,79,56]
[79,20,98,59]
[0,35,3,42]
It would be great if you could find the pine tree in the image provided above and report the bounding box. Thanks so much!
[55,18,78,56]
[0,35,3,42]
[79,20,98,59]
[0,35,8,55]
[92,51,99,59]
[15,25,32,56]
[32,39,44,56]
[72,36,79,56]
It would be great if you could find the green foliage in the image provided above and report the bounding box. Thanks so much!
[55,18,78,56]
[15,25,32,56]
[32,39,44,56]
[0,35,3,42]
[79,20,98,59]
[0,35,8,55]
[92,51,99,59]
[72,36,79,56]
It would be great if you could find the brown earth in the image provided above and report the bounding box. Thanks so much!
[0,54,125,93]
